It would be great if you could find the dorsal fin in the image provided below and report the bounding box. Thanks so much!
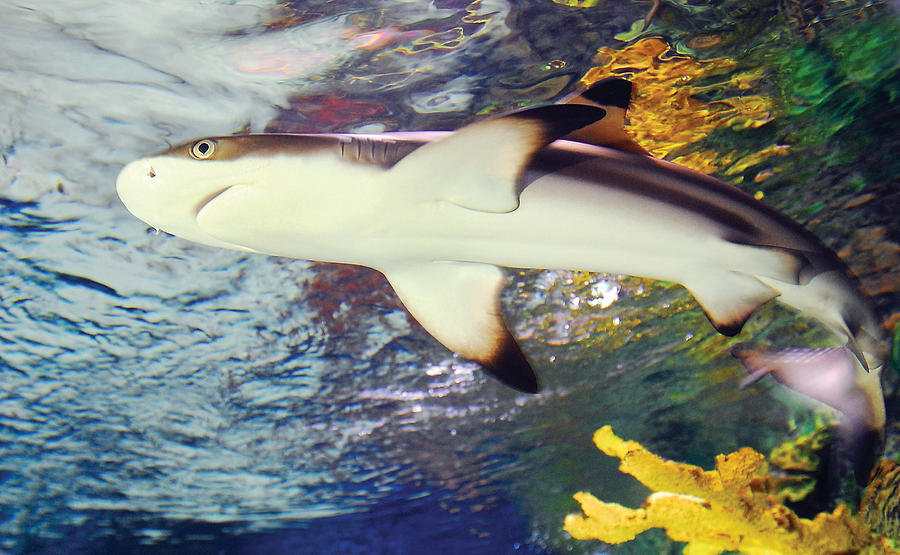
[389,104,607,213]
[563,77,651,156]
[578,77,634,109]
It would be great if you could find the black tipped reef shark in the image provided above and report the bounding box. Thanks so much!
[117,78,888,479]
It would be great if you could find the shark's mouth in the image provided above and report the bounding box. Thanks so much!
[194,185,240,219]
[192,184,262,254]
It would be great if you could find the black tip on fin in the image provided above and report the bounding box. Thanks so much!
[715,320,746,337]
[579,78,633,110]
[700,304,749,336]
[511,104,607,144]
[684,272,778,339]
[481,336,539,393]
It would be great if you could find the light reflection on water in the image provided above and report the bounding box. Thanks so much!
[1,0,897,553]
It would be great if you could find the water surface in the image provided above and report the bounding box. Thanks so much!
[1,1,897,553]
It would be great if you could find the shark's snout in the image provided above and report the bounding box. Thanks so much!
[115,156,261,253]
[116,159,155,199]
[116,159,148,210]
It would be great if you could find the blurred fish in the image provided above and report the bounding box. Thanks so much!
[733,344,883,482]
[116,78,887,476]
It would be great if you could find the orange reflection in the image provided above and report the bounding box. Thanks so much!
[348,28,431,51]
[582,38,782,175]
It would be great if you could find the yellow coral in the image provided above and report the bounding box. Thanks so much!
[768,423,829,472]
[551,0,602,6]
[564,425,898,554]
[766,422,830,502]
[581,38,782,176]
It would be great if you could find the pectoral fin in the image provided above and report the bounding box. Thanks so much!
[390,104,607,213]
[381,261,538,393]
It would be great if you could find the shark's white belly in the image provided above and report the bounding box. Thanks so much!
[354,172,785,287]
[194,158,793,291]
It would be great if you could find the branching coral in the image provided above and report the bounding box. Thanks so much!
[564,425,898,554]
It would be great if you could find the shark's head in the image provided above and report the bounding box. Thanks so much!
[117,138,250,249]
[116,135,335,250]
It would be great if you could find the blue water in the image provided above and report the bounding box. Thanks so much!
[1,1,897,553]
[22,485,543,555]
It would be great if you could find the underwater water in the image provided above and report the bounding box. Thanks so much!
[1,0,898,553]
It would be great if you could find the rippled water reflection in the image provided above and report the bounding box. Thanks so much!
[1,1,897,553]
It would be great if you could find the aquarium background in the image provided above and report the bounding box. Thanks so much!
[0,1,897,553]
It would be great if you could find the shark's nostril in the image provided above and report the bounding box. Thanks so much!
[148,166,156,178]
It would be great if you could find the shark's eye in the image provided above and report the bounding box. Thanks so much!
[190,139,216,160]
